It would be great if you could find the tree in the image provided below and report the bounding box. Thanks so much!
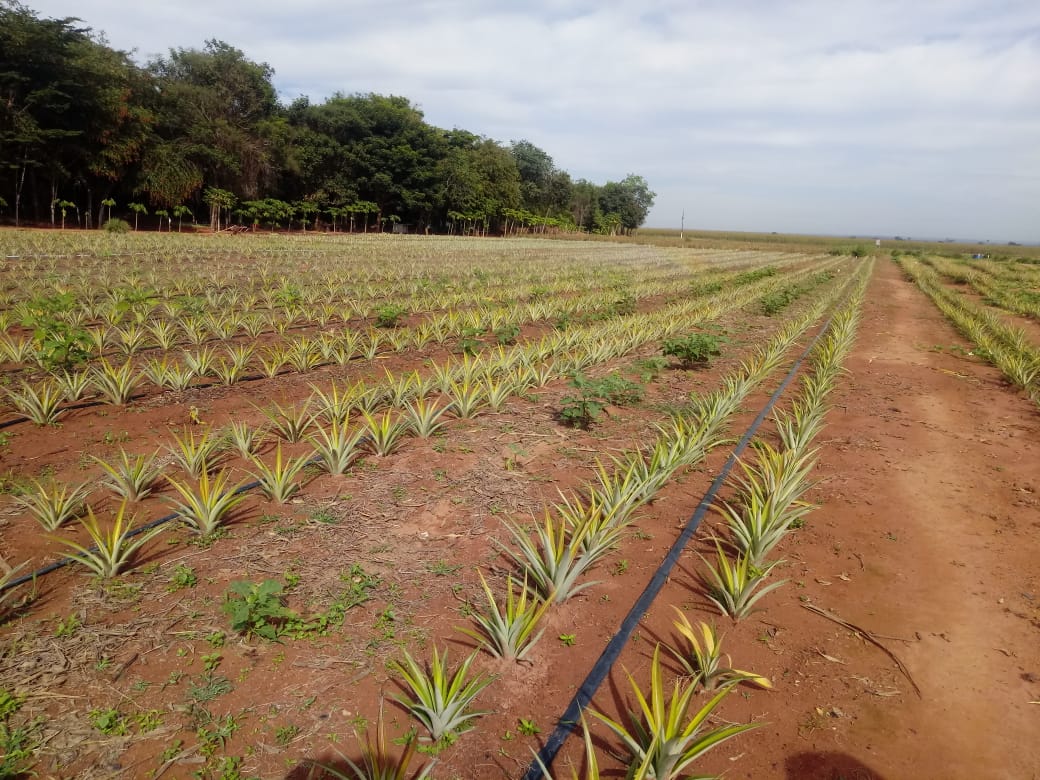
[54,199,75,229]
[146,40,279,201]
[172,204,192,231]
[100,197,115,225]
[436,134,520,232]
[128,201,147,230]
[598,174,656,233]
[0,3,153,225]
[290,93,446,230]
[203,186,235,231]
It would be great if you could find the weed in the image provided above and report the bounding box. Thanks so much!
[168,564,198,590]
[375,304,408,328]
[223,579,296,641]
[275,724,301,746]
[662,333,724,368]
[89,707,129,736]
[188,673,233,703]
[54,613,81,638]
[518,718,540,736]
[426,560,461,576]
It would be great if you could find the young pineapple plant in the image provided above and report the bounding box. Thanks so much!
[498,512,609,604]
[699,537,786,620]
[94,449,161,501]
[54,368,93,403]
[164,470,247,536]
[166,427,224,477]
[51,502,165,579]
[457,572,551,662]
[446,379,488,419]
[309,381,356,426]
[260,400,316,443]
[225,420,266,460]
[90,358,142,405]
[402,396,451,438]
[666,609,771,691]
[308,420,364,475]
[316,705,433,780]
[1,559,36,623]
[590,646,757,779]
[361,410,411,456]
[6,380,66,425]
[15,479,92,531]
[390,647,494,745]
[250,443,311,503]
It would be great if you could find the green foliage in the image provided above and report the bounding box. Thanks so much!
[734,266,777,285]
[375,304,408,328]
[0,690,41,778]
[493,324,521,345]
[662,333,724,368]
[103,217,131,233]
[89,707,130,736]
[168,564,198,590]
[19,296,92,370]
[559,372,644,429]
[632,356,668,382]
[222,579,296,641]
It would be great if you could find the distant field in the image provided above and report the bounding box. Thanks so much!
[631,227,1040,259]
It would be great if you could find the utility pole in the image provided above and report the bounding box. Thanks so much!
[680,209,685,240]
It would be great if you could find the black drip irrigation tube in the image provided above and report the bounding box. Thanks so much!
[523,311,836,780]
[0,437,377,594]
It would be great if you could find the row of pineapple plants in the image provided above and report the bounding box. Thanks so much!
[0,261,861,777]
[2,259,842,428]
[4,258,848,578]
[0,237,763,325]
[896,254,1040,402]
[922,253,1040,322]
[0,251,815,376]
[365,265,870,778]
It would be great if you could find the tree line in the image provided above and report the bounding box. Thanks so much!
[0,1,655,235]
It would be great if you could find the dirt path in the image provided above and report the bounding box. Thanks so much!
[731,258,1040,779]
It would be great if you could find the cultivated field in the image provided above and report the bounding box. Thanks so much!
[0,232,1037,780]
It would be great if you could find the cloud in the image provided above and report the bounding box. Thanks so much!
[26,0,1040,240]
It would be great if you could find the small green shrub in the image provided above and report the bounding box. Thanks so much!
[374,304,408,328]
[690,279,724,296]
[459,327,484,355]
[662,333,724,368]
[611,292,637,316]
[223,579,296,641]
[734,266,776,285]
[493,324,520,345]
[632,356,668,381]
[103,218,131,234]
[558,373,643,429]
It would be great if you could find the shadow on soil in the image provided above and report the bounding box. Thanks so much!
[785,751,886,779]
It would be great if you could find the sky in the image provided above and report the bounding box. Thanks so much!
[26,0,1040,242]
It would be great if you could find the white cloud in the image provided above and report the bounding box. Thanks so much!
[25,0,1040,240]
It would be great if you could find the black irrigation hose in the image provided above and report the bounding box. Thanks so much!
[522,310,837,780]
[0,436,377,594]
